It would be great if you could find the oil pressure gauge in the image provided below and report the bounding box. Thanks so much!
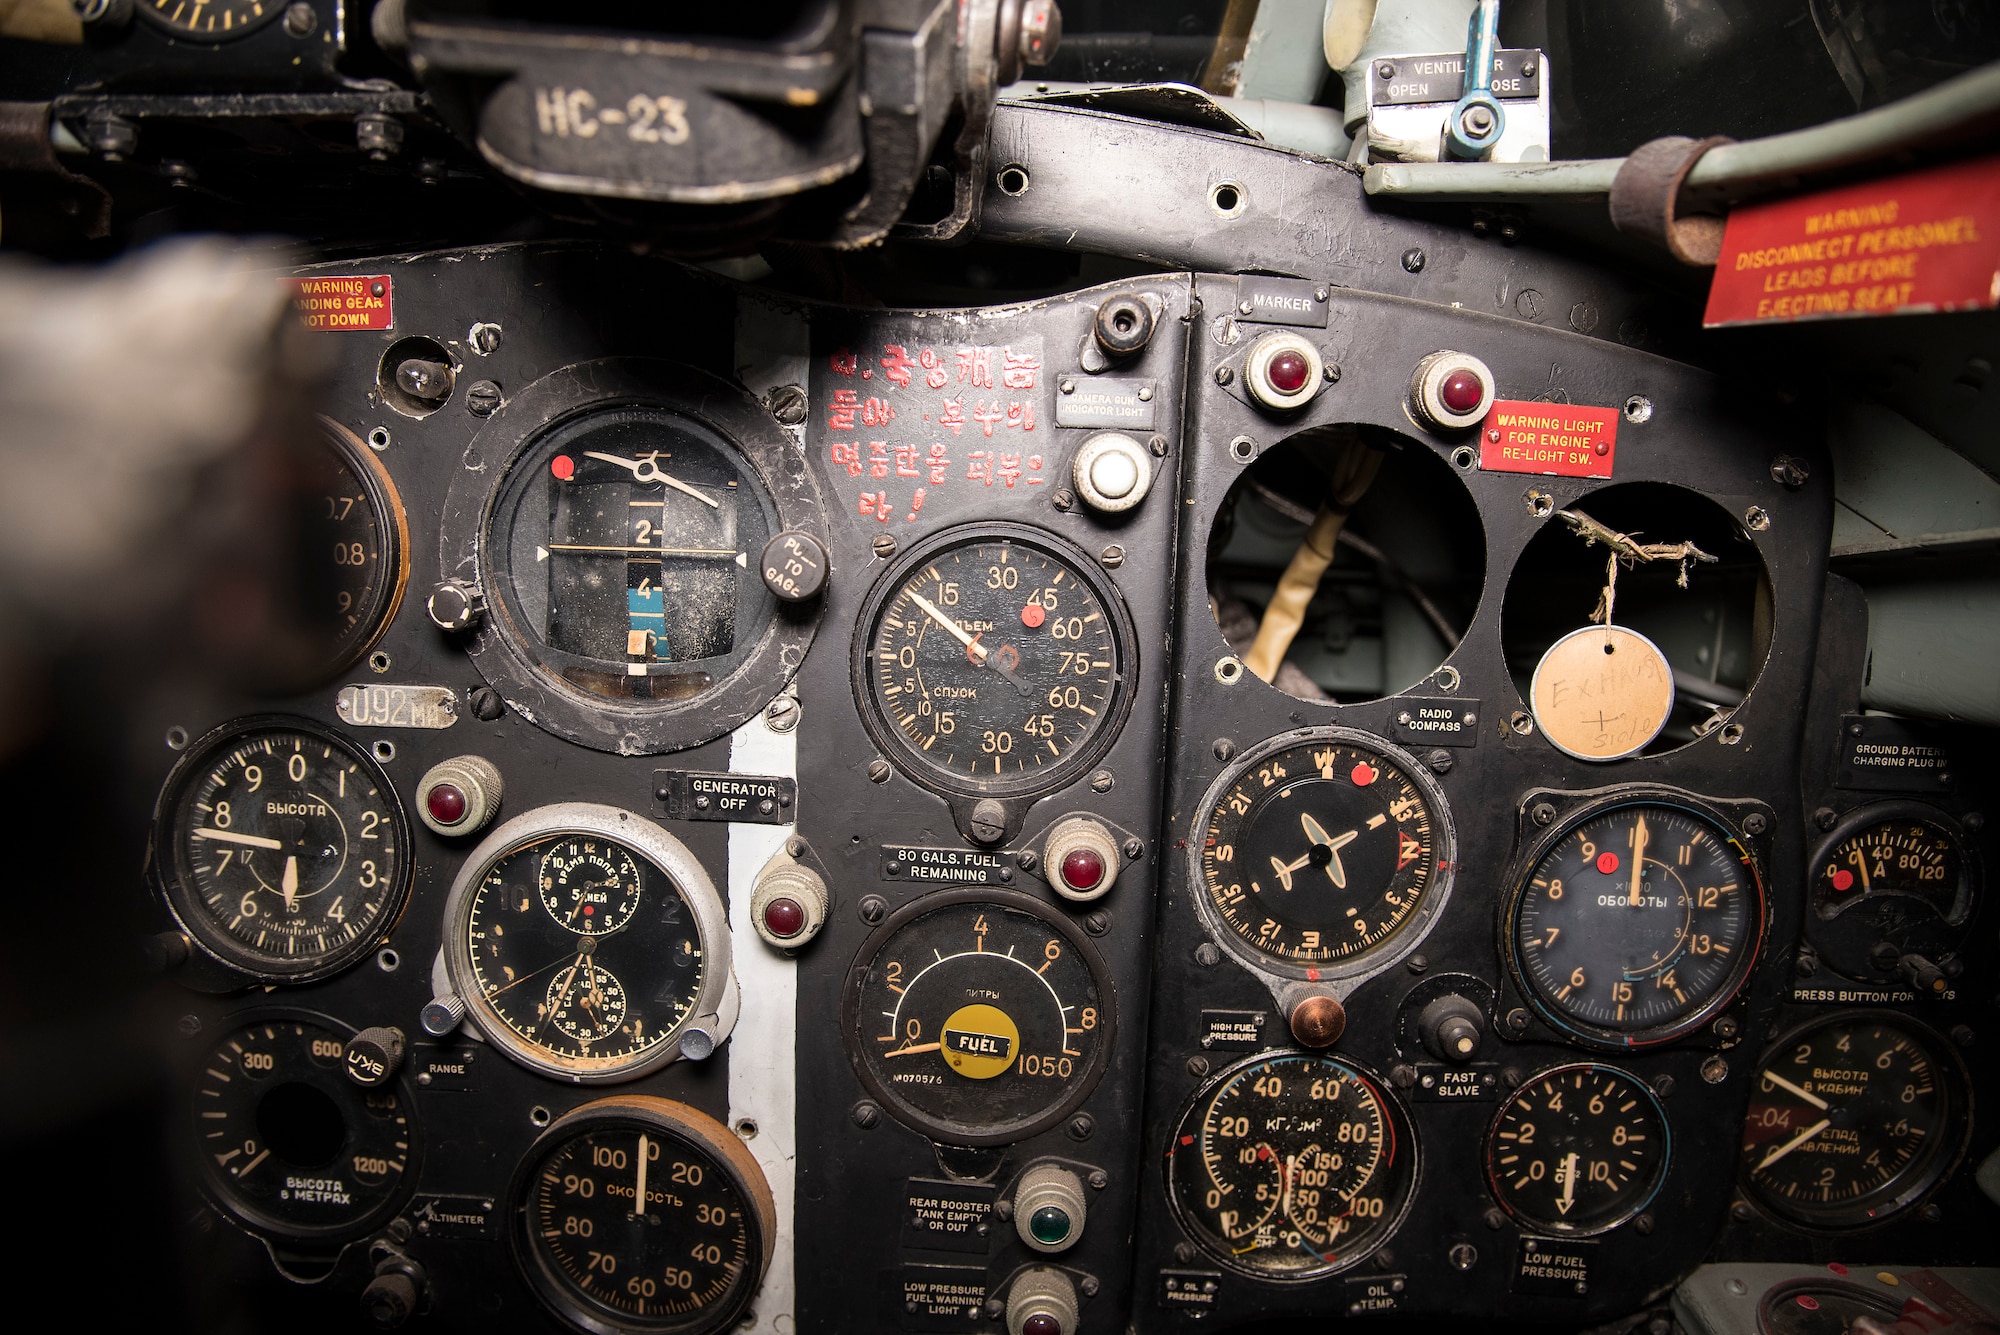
[843,888,1114,1145]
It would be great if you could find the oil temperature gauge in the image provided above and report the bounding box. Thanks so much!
[843,888,1114,1145]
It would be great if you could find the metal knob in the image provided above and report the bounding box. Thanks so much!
[1006,1266,1079,1335]
[761,530,829,602]
[1014,1162,1088,1253]
[1070,432,1153,514]
[420,994,465,1037]
[346,1026,407,1086]
[426,581,484,632]
[1289,993,1347,1048]
[1418,994,1485,1062]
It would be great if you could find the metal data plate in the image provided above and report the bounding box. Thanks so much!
[1363,48,1551,164]
[336,683,459,729]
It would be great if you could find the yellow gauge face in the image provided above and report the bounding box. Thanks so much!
[1197,739,1442,965]
[862,533,1129,795]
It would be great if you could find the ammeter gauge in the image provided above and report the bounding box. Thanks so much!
[153,716,412,984]
[843,888,1115,1145]
[1485,1064,1670,1235]
[1190,729,1453,977]
[511,1097,774,1335]
[192,1012,416,1244]
[440,804,737,1083]
[855,524,1135,797]
[1741,1013,1968,1229]
[1165,1052,1416,1280]
[1507,799,1763,1046]
[1806,803,1976,986]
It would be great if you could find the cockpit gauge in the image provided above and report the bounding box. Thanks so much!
[192,1012,416,1245]
[511,1097,774,1335]
[451,362,827,754]
[1165,1052,1416,1280]
[440,804,737,1083]
[139,0,284,40]
[1507,799,1763,1046]
[842,888,1114,1146]
[298,418,408,678]
[1191,729,1453,977]
[1741,1013,1968,1229]
[1806,803,1977,986]
[1484,1064,1670,1235]
[855,524,1135,797]
[154,717,412,984]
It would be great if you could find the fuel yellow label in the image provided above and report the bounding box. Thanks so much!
[940,1004,1019,1079]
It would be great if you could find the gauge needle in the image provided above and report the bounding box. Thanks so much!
[907,591,1030,692]
[1629,815,1650,906]
[886,1041,943,1057]
[1557,1152,1579,1215]
[581,451,721,508]
[1300,814,1359,889]
[1760,1070,1829,1111]
[1847,848,1873,892]
[530,953,590,1035]
[1757,1118,1832,1171]
[193,828,283,850]
[634,1132,650,1219]
[280,855,299,913]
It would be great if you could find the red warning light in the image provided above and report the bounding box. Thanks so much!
[1831,869,1855,892]
[1350,763,1378,786]
[1021,603,1046,629]
[1440,369,1486,414]
[551,455,575,480]
[1266,349,1311,395]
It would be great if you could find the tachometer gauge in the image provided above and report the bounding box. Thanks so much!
[1166,1053,1415,1280]
[1741,1013,1968,1229]
[1807,804,1977,986]
[193,1012,416,1244]
[511,1097,774,1335]
[441,804,737,1083]
[1485,1064,1669,1235]
[1508,800,1763,1046]
[843,888,1114,1145]
[139,0,284,40]
[1191,729,1453,977]
[855,524,1135,797]
[154,717,412,984]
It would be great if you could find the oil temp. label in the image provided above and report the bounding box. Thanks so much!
[881,846,1013,885]
[1479,401,1618,478]
[284,275,393,331]
[1345,1273,1407,1314]
[902,1178,996,1254]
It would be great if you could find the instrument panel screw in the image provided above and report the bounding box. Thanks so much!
[177,1014,202,1037]
[1814,807,1838,830]
[1090,769,1115,793]
[1633,1214,1655,1235]
[1448,1243,1477,1271]
[1920,1203,1944,1223]
[1401,248,1426,273]
[766,384,808,425]
[866,759,891,784]
[1079,1277,1101,1298]
[1066,1114,1095,1141]
[1742,812,1768,836]
[968,799,1008,845]
[1483,1208,1506,1230]
[764,696,801,732]
[1083,910,1112,937]
[1149,434,1170,457]
[1390,1064,1416,1089]
[1950,1025,1975,1047]
[1377,62,1396,79]
[859,895,887,925]
[1088,1170,1109,1190]
[1503,1008,1531,1036]
[983,1299,1006,1321]
[1122,838,1144,859]
[1531,802,1556,826]
[1701,1056,1729,1084]
[1213,738,1235,762]
[283,2,315,36]
[1426,748,1453,774]
[1186,1056,1210,1078]
[1324,361,1341,382]
[1314,288,1330,302]
[871,534,898,560]
[1744,505,1771,532]
[1059,378,1076,394]
[1174,1242,1198,1265]
[1963,812,1984,832]
[1730,1201,1755,1221]
[1194,943,1223,967]
[850,1101,880,1130]
[1770,455,1811,488]
[1051,488,1076,512]
[1407,954,1429,975]
[1214,365,1234,386]
[1099,544,1125,569]
[465,381,502,416]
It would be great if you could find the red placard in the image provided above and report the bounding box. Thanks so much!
[1704,154,2000,327]
[285,274,394,331]
[1478,400,1619,478]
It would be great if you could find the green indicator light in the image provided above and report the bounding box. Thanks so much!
[1029,1205,1072,1245]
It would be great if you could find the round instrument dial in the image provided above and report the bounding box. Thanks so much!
[1808,804,1976,985]
[513,1097,774,1335]
[843,889,1115,1145]
[857,525,1134,797]
[193,1013,416,1243]
[1485,1064,1670,1235]
[140,0,284,39]
[155,717,412,983]
[1509,800,1763,1045]
[1166,1053,1415,1279]
[1742,1013,1967,1228]
[1192,730,1453,975]
[443,805,735,1083]
[486,405,777,705]
[298,419,407,678]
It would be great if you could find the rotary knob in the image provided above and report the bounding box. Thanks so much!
[345,1026,406,1087]
[426,580,484,632]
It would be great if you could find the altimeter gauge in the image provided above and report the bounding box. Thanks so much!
[154,716,412,983]
[440,804,737,1083]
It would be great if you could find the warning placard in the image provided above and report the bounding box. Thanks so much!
[285,275,394,331]
[1478,400,1618,478]
[1704,154,2000,326]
